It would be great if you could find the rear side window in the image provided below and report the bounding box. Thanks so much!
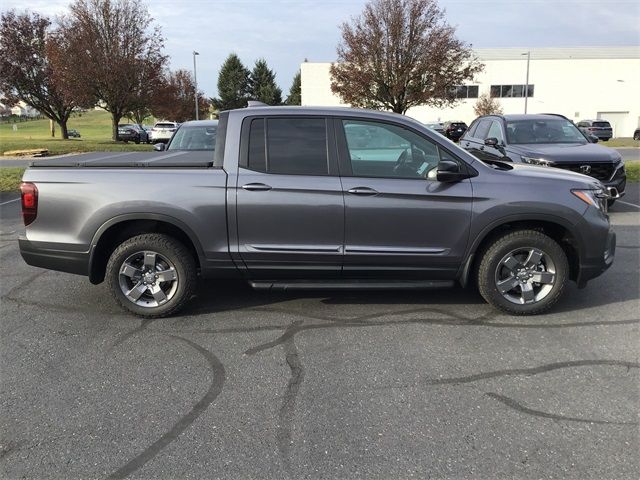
[248,118,266,172]
[246,117,329,175]
[267,118,328,175]
[593,121,611,128]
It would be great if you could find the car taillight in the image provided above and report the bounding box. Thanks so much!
[20,182,38,226]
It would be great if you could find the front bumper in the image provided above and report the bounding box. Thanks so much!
[575,217,616,288]
[602,166,626,196]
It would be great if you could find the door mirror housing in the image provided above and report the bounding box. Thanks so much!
[484,137,500,147]
[436,160,471,182]
[154,143,165,151]
[588,134,599,143]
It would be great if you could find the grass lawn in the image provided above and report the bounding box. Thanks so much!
[0,110,153,155]
[605,138,639,148]
[626,160,640,183]
[0,167,25,192]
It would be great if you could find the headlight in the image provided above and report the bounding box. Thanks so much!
[572,188,608,211]
[521,156,554,167]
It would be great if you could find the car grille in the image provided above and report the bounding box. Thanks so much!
[554,163,615,181]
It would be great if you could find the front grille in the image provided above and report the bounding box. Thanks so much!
[554,163,615,181]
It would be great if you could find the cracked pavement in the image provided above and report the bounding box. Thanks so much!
[1,186,638,479]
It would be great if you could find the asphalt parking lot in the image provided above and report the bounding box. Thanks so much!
[1,185,638,479]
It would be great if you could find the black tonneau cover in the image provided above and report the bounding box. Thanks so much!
[29,151,215,168]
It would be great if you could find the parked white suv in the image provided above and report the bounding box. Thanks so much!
[150,121,179,144]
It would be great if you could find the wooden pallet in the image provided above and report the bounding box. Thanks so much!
[3,148,49,157]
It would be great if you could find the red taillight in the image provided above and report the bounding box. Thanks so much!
[20,182,38,226]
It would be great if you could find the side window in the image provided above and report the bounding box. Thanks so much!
[475,119,492,140]
[267,118,328,175]
[248,118,266,172]
[342,120,439,179]
[487,121,504,142]
[466,121,479,138]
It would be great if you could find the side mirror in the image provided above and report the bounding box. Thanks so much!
[436,160,470,183]
[154,143,165,151]
[484,137,499,147]
[589,135,599,143]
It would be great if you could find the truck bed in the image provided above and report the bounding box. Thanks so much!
[29,151,216,168]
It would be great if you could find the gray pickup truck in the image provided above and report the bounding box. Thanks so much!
[19,106,616,317]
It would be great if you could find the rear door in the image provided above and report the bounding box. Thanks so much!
[235,116,344,278]
[336,118,473,279]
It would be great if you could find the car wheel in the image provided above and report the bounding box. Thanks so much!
[106,233,197,318]
[607,199,616,207]
[134,137,140,144]
[477,230,568,315]
[634,133,640,141]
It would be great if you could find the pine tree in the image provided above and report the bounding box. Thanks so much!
[249,59,282,105]
[286,70,301,105]
[212,53,250,111]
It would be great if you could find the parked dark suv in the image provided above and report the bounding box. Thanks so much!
[117,124,149,144]
[443,121,468,142]
[460,114,626,204]
[577,119,613,141]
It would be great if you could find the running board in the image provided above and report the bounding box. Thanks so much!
[248,280,455,291]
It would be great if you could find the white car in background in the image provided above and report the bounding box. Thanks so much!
[150,121,179,143]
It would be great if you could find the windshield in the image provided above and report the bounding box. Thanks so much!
[168,125,217,151]
[506,118,586,144]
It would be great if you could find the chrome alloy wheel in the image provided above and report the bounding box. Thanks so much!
[118,250,178,307]
[494,247,556,305]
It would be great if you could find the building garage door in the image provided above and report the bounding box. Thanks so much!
[597,111,629,138]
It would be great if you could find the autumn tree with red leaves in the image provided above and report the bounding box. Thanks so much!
[151,69,208,123]
[330,0,483,114]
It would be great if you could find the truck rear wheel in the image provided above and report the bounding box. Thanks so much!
[477,230,568,315]
[106,233,196,318]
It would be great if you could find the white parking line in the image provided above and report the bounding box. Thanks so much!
[617,200,640,209]
[0,198,19,206]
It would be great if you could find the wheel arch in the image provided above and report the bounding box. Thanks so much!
[459,215,583,288]
[88,213,205,284]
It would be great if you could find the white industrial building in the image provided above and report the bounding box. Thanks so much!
[301,46,640,138]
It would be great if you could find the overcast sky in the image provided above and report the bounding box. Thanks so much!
[3,0,639,97]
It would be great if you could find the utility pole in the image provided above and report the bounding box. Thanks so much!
[522,51,531,114]
[193,51,200,120]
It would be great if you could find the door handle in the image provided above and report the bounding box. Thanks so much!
[347,187,379,196]
[242,183,272,191]
[479,146,485,151]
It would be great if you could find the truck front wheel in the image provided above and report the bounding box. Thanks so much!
[106,233,197,318]
[477,230,568,315]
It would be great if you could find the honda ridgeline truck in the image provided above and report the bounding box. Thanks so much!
[19,106,616,317]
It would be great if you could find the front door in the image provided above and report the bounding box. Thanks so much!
[236,116,344,278]
[336,118,473,279]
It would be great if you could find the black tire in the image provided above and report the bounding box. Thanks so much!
[134,137,140,144]
[607,199,616,208]
[106,233,197,318]
[477,230,568,315]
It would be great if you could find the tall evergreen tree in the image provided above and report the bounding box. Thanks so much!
[286,70,302,105]
[212,53,250,111]
[249,59,282,105]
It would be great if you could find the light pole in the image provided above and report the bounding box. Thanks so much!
[193,51,200,120]
[522,51,530,114]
